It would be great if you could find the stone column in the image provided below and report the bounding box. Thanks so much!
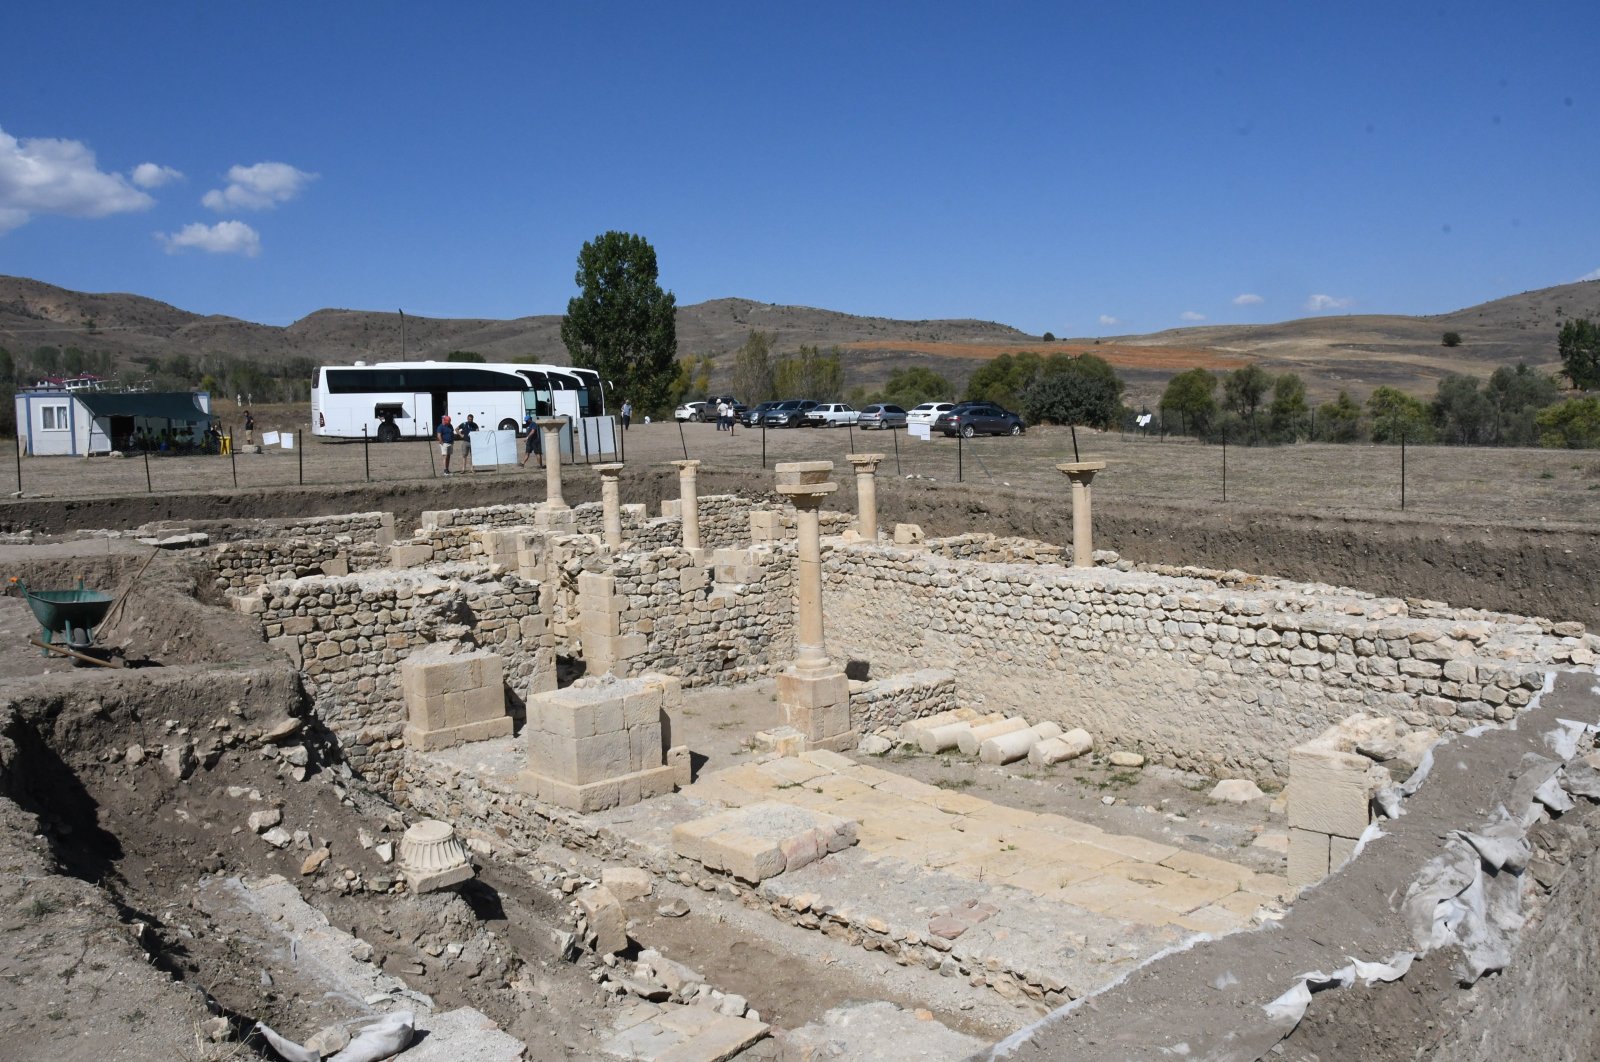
[776,462,836,672]
[1056,460,1107,567]
[845,452,885,540]
[537,417,569,509]
[673,459,702,551]
[594,463,625,548]
[773,461,852,750]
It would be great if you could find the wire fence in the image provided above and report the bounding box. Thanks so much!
[6,416,1600,527]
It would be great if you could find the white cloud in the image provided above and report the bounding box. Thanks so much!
[1098,314,1119,327]
[132,162,183,188]
[159,220,261,257]
[1180,311,1207,322]
[1305,294,1354,312]
[1232,293,1264,306]
[1577,267,1600,283]
[203,161,316,211]
[0,125,153,232]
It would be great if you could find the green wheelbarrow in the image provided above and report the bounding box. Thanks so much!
[17,580,116,658]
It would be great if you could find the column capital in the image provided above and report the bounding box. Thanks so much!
[672,459,701,473]
[1056,460,1107,480]
[535,416,568,431]
[593,462,625,479]
[845,452,886,471]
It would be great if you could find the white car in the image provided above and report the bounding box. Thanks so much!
[906,402,954,428]
[803,402,859,427]
[674,401,709,422]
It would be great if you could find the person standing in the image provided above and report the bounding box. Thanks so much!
[519,411,543,468]
[458,414,478,473]
[436,414,455,475]
[243,409,255,446]
[621,399,632,431]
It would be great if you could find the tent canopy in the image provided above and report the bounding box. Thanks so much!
[76,392,210,422]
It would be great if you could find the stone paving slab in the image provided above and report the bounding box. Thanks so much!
[602,1000,770,1061]
[684,752,1288,930]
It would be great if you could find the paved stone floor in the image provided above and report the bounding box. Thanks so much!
[686,750,1287,933]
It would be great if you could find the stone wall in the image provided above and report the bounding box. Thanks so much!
[233,566,552,785]
[210,536,390,593]
[927,533,1065,565]
[578,545,798,686]
[823,543,1598,779]
[850,669,958,735]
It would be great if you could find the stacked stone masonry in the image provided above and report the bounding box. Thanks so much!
[848,669,959,735]
[235,565,552,785]
[821,542,1599,779]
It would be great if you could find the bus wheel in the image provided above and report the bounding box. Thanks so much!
[376,421,401,443]
[498,418,519,432]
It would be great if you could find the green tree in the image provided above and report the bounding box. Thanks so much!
[1431,374,1495,445]
[880,365,953,409]
[774,345,844,401]
[561,231,678,416]
[1022,355,1124,428]
[1223,363,1272,440]
[1042,332,1056,343]
[1558,318,1600,390]
[1441,331,1462,347]
[1486,363,1560,446]
[1314,390,1364,442]
[665,354,714,409]
[445,350,485,362]
[1367,386,1432,443]
[1159,368,1218,436]
[965,351,1042,409]
[30,346,61,378]
[1267,372,1309,441]
[1536,396,1600,448]
[731,331,777,405]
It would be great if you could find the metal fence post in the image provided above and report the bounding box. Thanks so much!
[1221,429,1228,503]
[144,448,153,493]
[761,423,767,468]
[229,431,237,487]
[1400,431,1407,510]
[363,425,371,482]
[957,431,963,483]
[298,427,304,485]
[892,427,900,476]
[678,420,689,461]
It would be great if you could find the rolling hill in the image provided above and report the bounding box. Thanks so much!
[2,274,1596,404]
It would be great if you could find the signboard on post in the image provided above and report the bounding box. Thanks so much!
[909,424,931,441]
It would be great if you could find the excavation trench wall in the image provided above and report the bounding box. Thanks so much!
[6,469,1596,625]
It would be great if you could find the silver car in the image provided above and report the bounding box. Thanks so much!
[857,403,907,430]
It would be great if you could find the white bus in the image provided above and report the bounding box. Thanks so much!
[311,361,608,443]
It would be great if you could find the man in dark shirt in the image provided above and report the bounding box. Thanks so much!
[458,414,478,473]
[436,415,455,475]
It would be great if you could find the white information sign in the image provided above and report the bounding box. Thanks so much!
[910,424,931,440]
[261,430,280,446]
[281,432,295,449]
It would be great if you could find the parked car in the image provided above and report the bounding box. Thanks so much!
[857,403,907,430]
[764,399,817,428]
[704,396,747,421]
[906,401,955,429]
[804,402,859,427]
[674,401,709,422]
[935,402,1025,437]
[741,400,781,427]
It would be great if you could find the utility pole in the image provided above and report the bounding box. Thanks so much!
[399,309,407,362]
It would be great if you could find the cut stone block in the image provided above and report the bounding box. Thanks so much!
[671,802,858,884]
[400,647,512,751]
[777,668,852,746]
[576,885,627,955]
[1287,827,1332,888]
[1287,743,1380,839]
[519,674,679,811]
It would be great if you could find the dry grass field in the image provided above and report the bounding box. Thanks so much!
[7,404,1599,529]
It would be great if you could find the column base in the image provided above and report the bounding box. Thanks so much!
[776,666,853,746]
[403,716,513,752]
[534,505,576,530]
[517,764,678,812]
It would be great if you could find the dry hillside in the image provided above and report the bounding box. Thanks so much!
[3,274,1596,404]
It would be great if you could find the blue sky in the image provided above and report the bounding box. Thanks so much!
[1,2,1596,338]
